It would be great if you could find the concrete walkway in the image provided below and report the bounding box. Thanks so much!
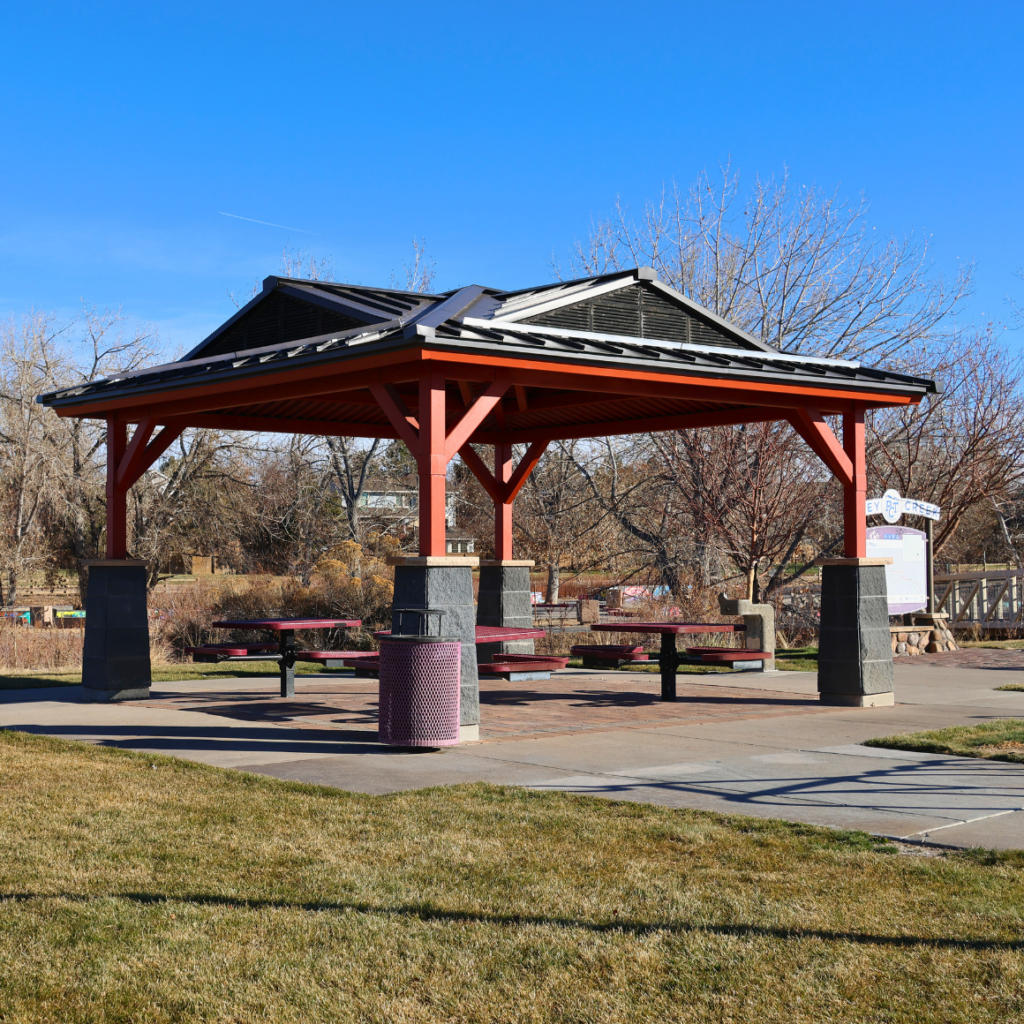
[2,660,1023,850]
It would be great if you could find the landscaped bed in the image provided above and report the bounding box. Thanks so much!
[866,720,1024,764]
[0,730,1021,1021]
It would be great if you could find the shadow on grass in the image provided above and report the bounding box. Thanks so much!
[0,889,1020,951]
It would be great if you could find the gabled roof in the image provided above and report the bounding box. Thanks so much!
[184,266,773,363]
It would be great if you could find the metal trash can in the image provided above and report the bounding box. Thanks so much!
[378,608,461,747]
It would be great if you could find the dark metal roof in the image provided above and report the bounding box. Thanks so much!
[39,307,936,413]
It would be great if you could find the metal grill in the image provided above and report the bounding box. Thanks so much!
[378,638,461,747]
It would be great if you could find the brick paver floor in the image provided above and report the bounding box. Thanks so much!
[895,647,1024,670]
[135,672,834,742]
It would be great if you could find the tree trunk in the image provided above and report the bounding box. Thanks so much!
[546,563,560,604]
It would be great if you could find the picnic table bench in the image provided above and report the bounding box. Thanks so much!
[187,617,362,697]
[589,622,758,702]
[362,624,566,680]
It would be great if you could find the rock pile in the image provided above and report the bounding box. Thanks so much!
[891,623,957,656]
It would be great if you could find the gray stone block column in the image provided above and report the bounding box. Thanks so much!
[476,559,535,664]
[717,595,776,672]
[82,559,152,702]
[388,556,481,741]
[817,557,894,707]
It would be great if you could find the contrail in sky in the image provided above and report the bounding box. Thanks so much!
[219,211,317,235]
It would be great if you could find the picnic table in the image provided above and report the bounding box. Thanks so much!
[590,622,746,702]
[372,625,546,642]
[209,617,362,698]
[366,624,563,680]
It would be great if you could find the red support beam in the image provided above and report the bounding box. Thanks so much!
[105,417,128,559]
[457,439,550,560]
[788,407,854,486]
[494,442,514,560]
[115,417,156,489]
[106,419,187,559]
[444,379,508,461]
[457,444,502,504]
[504,439,549,503]
[844,404,867,558]
[369,383,420,450]
[418,371,448,556]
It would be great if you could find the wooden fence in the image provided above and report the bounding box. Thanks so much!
[934,569,1024,629]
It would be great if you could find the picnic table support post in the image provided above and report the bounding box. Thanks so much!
[279,629,296,698]
[660,631,677,702]
[818,403,894,707]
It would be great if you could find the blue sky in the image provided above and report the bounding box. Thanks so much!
[1,1,1021,354]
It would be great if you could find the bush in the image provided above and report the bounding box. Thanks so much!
[152,544,395,660]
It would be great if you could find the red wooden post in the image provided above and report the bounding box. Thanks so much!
[494,442,513,560]
[843,404,866,558]
[105,417,128,559]
[417,371,448,556]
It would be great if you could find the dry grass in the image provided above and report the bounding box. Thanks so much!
[0,622,83,671]
[866,720,1024,764]
[0,731,1022,1022]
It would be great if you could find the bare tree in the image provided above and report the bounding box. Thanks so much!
[324,436,382,542]
[514,441,611,602]
[867,328,1024,554]
[560,164,973,595]
[570,163,969,361]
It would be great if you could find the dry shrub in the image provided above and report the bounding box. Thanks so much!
[152,544,395,660]
[0,621,83,670]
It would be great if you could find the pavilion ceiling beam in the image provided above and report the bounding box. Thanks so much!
[181,413,399,440]
[479,405,787,445]
[787,407,854,486]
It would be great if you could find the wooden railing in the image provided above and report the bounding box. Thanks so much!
[934,569,1024,628]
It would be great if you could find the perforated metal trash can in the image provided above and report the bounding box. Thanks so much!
[378,608,461,747]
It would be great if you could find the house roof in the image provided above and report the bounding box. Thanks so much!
[37,267,937,445]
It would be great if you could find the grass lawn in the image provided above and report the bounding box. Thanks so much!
[865,720,1024,764]
[0,732,1022,1021]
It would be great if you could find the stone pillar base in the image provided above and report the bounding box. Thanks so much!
[388,557,480,729]
[476,560,536,663]
[820,691,895,708]
[81,560,152,702]
[82,686,151,703]
[817,558,894,706]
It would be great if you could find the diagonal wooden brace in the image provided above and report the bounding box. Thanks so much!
[788,407,853,486]
[458,438,550,505]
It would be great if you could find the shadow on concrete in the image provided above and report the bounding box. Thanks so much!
[531,757,1024,815]
[0,889,1020,950]
[481,688,817,708]
[3,723,388,756]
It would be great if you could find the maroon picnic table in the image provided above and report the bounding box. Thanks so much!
[590,621,745,702]
[372,624,546,642]
[212,618,362,698]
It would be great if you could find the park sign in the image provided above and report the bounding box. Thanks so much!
[865,489,940,524]
[866,525,928,614]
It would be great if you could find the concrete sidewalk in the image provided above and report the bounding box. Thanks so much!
[2,660,1023,849]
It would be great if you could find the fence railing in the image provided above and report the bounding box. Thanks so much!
[934,569,1024,629]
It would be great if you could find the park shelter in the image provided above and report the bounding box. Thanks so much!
[38,266,937,729]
